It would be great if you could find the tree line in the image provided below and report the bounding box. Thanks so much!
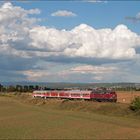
[0,83,140,93]
[0,84,53,92]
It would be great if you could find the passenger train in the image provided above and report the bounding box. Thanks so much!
[32,88,117,102]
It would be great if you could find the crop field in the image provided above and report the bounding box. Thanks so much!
[117,91,140,103]
[0,93,140,139]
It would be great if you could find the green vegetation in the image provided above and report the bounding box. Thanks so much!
[130,97,140,111]
[1,82,140,93]
[0,94,140,139]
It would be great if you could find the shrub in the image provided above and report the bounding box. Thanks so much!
[130,97,140,111]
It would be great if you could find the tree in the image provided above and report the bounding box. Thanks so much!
[130,97,140,111]
[0,84,3,92]
[7,85,16,92]
[23,85,29,92]
[29,85,34,92]
[16,85,23,92]
[35,85,39,90]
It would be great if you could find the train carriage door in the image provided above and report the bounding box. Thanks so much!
[80,93,83,98]
[69,92,71,98]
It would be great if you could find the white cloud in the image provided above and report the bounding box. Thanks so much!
[58,65,118,81]
[93,76,103,81]
[125,11,140,22]
[86,0,107,3]
[1,2,140,82]
[22,70,50,81]
[70,65,117,74]
[136,12,140,18]
[29,24,140,60]
[22,64,118,82]
[51,10,77,17]
[0,2,41,57]
[0,2,41,76]
[1,2,140,62]
[0,2,40,25]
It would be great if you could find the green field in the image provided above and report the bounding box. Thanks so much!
[0,94,140,139]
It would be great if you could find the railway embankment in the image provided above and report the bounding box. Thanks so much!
[1,92,140,118]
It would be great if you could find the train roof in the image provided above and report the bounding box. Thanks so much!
[33,90,91,94]
[92,88,114,94]
[33,88,114,94]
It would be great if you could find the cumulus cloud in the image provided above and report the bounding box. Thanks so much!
[0,2,36,80]
[0,2,40,25]
[1,2,140,82]
[0,2,40,72]
[0,2,41,54]
[51,10,77,17]
[29,24,140,60]
[1,2,140,63]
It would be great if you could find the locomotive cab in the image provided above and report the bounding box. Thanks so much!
[91,88,117,102]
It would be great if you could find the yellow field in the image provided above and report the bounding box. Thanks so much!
[0,93,140,139]
[117,91,140,103]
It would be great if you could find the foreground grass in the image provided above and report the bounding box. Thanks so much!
[0,94,140,139]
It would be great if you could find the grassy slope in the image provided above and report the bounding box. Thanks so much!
[0,95,140,139]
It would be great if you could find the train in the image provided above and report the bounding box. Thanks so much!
[32,88,117,102]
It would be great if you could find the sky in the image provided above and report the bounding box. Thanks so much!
[0,0,140,83]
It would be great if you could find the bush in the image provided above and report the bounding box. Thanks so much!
[130,97,140,111]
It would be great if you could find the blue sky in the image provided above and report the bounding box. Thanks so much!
[13,1,140,33]
[0,1,140,83]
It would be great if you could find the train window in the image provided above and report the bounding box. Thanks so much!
[83,94,89,96]
[92,90,110,94]
[71,93,80,96]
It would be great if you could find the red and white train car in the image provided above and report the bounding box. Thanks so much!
[33,90,91,100]
[33,89,117,102]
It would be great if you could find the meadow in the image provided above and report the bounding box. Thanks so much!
[0,92,140,139]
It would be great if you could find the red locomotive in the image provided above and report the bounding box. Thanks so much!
[33,88,117,102]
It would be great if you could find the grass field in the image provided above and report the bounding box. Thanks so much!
[0,93,140,139]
